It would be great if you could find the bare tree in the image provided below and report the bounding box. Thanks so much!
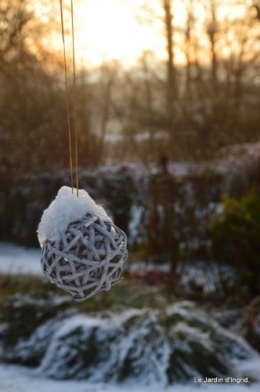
[0,0,99,174]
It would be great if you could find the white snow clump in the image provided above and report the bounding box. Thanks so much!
[38,186,111,247]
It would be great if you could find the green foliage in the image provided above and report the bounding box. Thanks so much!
[210,191,260,292]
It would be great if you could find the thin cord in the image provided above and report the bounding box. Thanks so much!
[59,0,74,193]
[70,0,79,196]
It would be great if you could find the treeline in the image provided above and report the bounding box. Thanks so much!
[0,0,99,179]
[113,0,260,162]
[1,0,260,177]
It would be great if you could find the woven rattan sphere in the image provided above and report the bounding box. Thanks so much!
[41,214,128,301]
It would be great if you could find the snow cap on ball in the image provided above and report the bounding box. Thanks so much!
[38,186,111,247]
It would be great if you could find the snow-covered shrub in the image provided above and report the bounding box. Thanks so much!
[0,292,73,365]
[0,295,258,385]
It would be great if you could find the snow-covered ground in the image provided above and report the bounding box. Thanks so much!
[0,363,260,392]
[0,242,41,275]
[0,243,226,296]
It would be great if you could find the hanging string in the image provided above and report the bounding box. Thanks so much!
[59,0,74,194]
[70,0,79,196]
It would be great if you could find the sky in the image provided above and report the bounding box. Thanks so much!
[51,0,248,69]
[68,0,247,68]
[71,0,183,67]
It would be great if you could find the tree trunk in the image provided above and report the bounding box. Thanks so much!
[162,0,177,117]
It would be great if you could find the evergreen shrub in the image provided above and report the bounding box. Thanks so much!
[210,191,260,292]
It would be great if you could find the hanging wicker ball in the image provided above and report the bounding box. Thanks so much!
[41,214,128,301]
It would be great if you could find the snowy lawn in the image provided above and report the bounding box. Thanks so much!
[0,242,41,275]
[0,363,260,392]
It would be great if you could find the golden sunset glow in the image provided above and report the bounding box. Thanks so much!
[74,0,166,66]
[72,0,248,68]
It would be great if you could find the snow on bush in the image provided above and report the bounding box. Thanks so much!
[0,295,258,385]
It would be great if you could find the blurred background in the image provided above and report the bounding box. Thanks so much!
[1,0,260,390]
